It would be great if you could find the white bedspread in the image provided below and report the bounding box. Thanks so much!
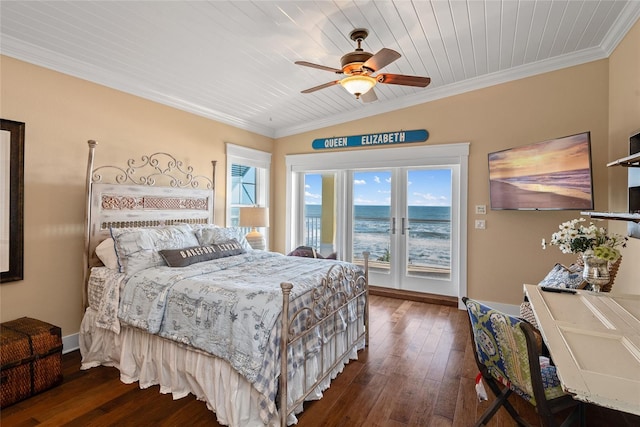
[117,252,342,382]
[84,253,366,425]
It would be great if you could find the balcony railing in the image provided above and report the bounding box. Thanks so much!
[304,215,322,248]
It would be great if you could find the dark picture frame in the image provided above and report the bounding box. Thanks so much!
[1,119,25,283]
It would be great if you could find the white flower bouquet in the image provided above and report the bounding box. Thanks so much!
[542,217,627,261]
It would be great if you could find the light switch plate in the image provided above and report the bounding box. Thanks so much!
[475,205,487,214]
[475,219,486,229]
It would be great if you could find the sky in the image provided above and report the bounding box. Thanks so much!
[305,169,452,206]
[488,132,591,179]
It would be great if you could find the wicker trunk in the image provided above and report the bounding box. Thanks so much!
[0,317,63,407]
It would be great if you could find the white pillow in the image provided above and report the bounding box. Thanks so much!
[95,238,119,270]
[111,224,200,276]
[193,225,253,252]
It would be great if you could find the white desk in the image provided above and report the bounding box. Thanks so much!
[523,284,640,416]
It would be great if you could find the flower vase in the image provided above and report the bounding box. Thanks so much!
[582,253,610,292]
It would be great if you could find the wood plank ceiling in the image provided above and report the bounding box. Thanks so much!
[1,1,639,138]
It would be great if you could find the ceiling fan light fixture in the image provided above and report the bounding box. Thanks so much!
[340,75,376,98]
[296,28,429,98]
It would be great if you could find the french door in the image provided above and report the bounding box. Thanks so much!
[348,167,456,296]
[286,143,468,301]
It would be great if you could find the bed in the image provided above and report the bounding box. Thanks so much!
[78,141,369,426]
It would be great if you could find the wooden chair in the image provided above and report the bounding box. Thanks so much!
[462,297,584,427]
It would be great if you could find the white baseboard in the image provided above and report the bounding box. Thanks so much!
[62,333,79,354]
[458,298,520,316]
[474,300,520,317]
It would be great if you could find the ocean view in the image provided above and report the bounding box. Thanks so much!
[305,205,451,268]
[496,168,592,201]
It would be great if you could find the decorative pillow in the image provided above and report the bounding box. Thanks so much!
[538,263,584,289]
[110,224,200,275]
[287,246,338,260]
[190,223,221,233]
[95,237,119,270]
[160,239,245,267]
[193,225,253,252]
[288,246,323,258]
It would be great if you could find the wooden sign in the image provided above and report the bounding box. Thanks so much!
[312,129,428,150]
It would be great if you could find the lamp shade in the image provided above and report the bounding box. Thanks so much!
[340,75,376,97]
[239,206,269,228]
[239,206,269,250]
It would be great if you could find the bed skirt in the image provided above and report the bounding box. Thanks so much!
[80,308,363,426]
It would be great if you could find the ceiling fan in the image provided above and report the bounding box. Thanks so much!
[295,28,431,102]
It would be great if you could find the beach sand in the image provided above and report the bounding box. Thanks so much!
[490,180,592,210]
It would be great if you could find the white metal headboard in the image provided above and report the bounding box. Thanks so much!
[83,140,216,304]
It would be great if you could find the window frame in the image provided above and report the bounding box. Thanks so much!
[226,143,271,242]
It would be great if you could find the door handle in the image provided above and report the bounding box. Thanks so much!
[401,217,411,235]
[391,217,396,234]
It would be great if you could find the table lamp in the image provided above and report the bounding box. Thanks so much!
[239,206,269,250]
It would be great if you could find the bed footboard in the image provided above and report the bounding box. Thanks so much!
[279,252,369,426]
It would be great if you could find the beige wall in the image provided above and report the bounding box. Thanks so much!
[0,56,273,335]
[274,60,614,305]
[607,20,640,295]
[1,20,638,339]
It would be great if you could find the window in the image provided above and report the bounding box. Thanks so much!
[230,164,257,207]
[226,144,271,244]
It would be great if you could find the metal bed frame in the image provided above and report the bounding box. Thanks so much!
[82,140,369,426]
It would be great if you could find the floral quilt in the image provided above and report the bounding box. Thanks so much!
[115,250,364,421]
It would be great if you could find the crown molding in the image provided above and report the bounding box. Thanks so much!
[3,3,637,142]
[1,36,277,138]
[274,45,609,138]
[600,3,640,56]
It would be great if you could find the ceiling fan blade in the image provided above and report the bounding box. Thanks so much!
[300,80,340,94]
[376,73,431,87]
[295,61,343,74]
[362,48,401,72]
[360,88,378,103]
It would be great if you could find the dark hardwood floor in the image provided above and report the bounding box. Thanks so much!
[2,295,638,426]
